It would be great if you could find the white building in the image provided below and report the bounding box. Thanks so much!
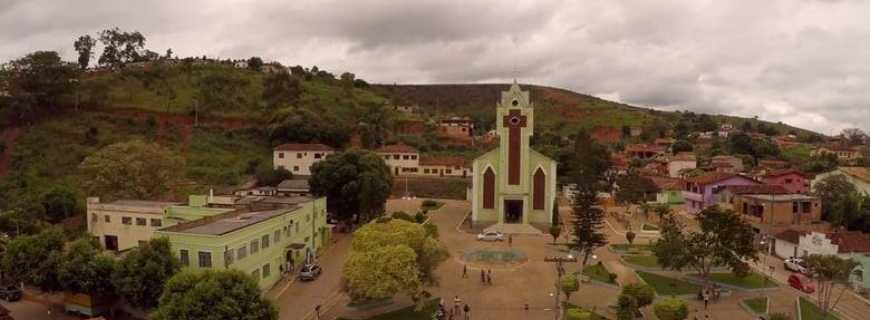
[812,167,870,196]
[273,143,335,176]
[797,231,870,259]
[376,144,420,176]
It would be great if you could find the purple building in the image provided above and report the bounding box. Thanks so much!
[683,172,760,213]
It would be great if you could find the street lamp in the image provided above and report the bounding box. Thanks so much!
[546,254,578,320]
[759,238,773,289]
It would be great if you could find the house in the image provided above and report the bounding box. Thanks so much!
[262,62,286,74]
[667,153,697,178]
[393,105,418,113]
[812,167,870,195]
[812,145,863,163]
[437,116,475,138]
[773,135,799,149]
[629,126,642,137]
[396,119,426,135]
[718,123,735,138]
[773,229,806,259]
[730,193,822,235]
[654,138,675,147]
[716,184,789,206]
[710,155,744,173]
[273,143,335,176]
[758,159,789,171]
[234,186,278,197]
[377,143,420,176]
[683,172,759,213]
[86,196,234,252]
[155,196,329,290]
[796,231,870,259]
[649,176,685,204]
[625,144,667,160]
[276,179,311,197]
[762,170,811,194]
[419,156,471,177]
[233,60,248,69]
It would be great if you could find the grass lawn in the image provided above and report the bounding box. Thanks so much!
[421,200,445,211]
[636,271,702,296]
[338,299,440,320]
[610,243,653,253]
[582,263,616,284]
[743,297,768,314]
[707,272,777,289]
[563,302,608,320]
[799,297,840,320]
[623,255,660,268]
[641,223,659,231]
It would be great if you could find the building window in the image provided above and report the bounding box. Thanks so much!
[446,169,452,174]
[262,264,271,278]
[393,155,400,160]
[314,153,322,159]
[122,217,132,225]
[384,155,389,160]
[262,234,270,249]
[138,240,147,247]
[785,178,793,184]
[104,215,111,223]
[284,225,290,237]
[296,153,302,159]
[293,166,299,172]
[136,218,147,226]
[274,230,281,243]
[793,202,798,213]
[411,155,417,160]
[180,250,189,266]
[801,202,812,213]
[278,152,284,159]
[237,246,247,260]
[150,219,162,227]
[198,252,212,268]
[403,155,409,160]
[225,249,234,266]
[251,239,259,254]
[424,169,429,174]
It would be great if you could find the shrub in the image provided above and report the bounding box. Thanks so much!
[422,199,438,207]
[621,283,654,308]
[608,273,618,283]
[423,223,439,239]
[654,298,688,320]
[414,211,426,223]
[391,211,414,222]
[565,308,592,320]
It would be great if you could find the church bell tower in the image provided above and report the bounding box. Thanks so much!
[496,80,534,191]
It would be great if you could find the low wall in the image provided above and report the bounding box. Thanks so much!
[392,176,470,200]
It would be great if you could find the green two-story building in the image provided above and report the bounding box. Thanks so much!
[155,196,330,290]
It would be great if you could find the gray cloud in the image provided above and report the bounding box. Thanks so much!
[2,0,869,133]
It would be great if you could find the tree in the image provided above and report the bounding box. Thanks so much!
[803,254,860,318]
[78,140,182,200]
[626,231,636,245]
[841,128,865,145]
[616,293,638,320]
[41,185,78,223]
[566,130,611,267]
[654,206,757,280]
[728,133,755,156]
[98,27,146,68]
[615,173,659,205]
[0,228,64,291]
[262,70,301,108]
[549,225,562,244]
[560,274,579,301]
[255,166,292,187]
[268,108,351,147]
[247,57,264,71]
[309,150,392,223]
[73,35,97,70]
[1,51,75,119]
[671,139,693,153]
[653,298,688,320]
[565,308,593,320]
[621,283,654,309]
[153,269,277,320]
[349,218,447,285]
[343,243,421,302]
[813,175,857,221]
[359,103,392,148]
[57,237,116,295]
[113,238,180,309]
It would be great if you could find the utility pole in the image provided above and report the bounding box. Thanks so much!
[545,255,577,320]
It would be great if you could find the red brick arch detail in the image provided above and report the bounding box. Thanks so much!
[483,168,495,209]
[533,167,545,210]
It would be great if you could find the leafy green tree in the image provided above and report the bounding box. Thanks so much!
[262,70,301,108]
[615,173,659,205]
[113,238,180,309]
[0,208,41,236]
[247,57,264,71]
[268,108,351,147]
[0,228,64,290]
[57,237,116,295]
[350,218,447,284]
[98,27,146,68]
[621,283,654,308]
[728,133,755,156]
[41,185,79,223]
[343,244,420,303]
[153,269,277,320]
[1,51,75,120]
[654,206,757,280]
[653,298,688,320]
[255,166,292,187]
[560,274,579,301]
[813,174,857,221]
[671,139,693,153]
[309,150,392,223]
[803,254,860,317]
[626,231,636,245]
[616,293,638,320]
[359,103,392,148]
[73,35,97,70]
[567,129,611,267]
[78,140,182,200]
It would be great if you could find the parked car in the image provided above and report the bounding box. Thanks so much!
[299,264,322,281]
[477,231,504,242]
[0,285,22,302]
[788,274,815,293]
[784,257,808,274]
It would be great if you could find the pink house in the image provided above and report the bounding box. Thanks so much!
[762,170,810,194]
[683,172,760,213]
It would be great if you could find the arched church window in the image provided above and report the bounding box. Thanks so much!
[483,168,495,209]
[533,168,545,210]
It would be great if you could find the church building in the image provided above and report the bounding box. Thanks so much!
[471,82,558,230]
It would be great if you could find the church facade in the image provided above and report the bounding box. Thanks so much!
[471,82,557,229]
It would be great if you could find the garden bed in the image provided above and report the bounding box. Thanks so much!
[742,297,768,314]
[340,298,440,320]
[799,297,840,320]
[622,255,660,269]
[636,271,701,296]
[609,243,653,254]
[641,223,659,231]
[705,272,777,289]
[581,263,617,285]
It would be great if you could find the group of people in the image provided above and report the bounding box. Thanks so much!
[698,284,722,309]
[461,264,494,285]
[434,296,471,320]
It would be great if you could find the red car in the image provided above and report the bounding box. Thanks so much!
[789,274,815,293]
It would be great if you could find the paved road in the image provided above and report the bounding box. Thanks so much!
[273,232,352,320]
[0,299,78,320]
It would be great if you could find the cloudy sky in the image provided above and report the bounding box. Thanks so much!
[2,0,868,134]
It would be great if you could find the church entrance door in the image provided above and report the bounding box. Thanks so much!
[504,200,523,224]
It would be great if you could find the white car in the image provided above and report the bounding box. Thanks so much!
[784,257,808,274]
[477,231,504,241]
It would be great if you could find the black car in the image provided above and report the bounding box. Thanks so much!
[0,285,22,302]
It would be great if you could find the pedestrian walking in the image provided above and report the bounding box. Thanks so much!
[487,269,492,285]
[463,264,467,278]
[453,296,461,315]
[480,269,485,284]
[508,234,513,247]
[702,289,709,309]
[463,304,471,320]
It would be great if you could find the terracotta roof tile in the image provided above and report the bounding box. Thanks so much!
[774,229,805,244]
[377,143,418,154]
[764,169,807,179]
[829,232,870,253]
[274,143,334,151]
